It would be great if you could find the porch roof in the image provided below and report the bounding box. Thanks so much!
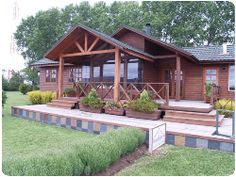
[44,23,155,61]
[31,58,73,67]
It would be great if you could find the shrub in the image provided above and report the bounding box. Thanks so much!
[104,101,122,109]
[19,83,32,95]
[126,90,158,113]
[81,89,104,108]
[3,128,145,176]
[2,91,7,108]
[214,99,235,117]
[28,91,56,104]
[64,87,76,96]
[205,82,212,97]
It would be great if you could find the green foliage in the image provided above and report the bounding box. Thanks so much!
[214,99,235,117]
[81,89,104,108]
[126,90,158,113]
[64,87,76,96]
[3,128,145,176]
[19,83,32,95]
[22,67,39,88]
[2,91,7,108]
[6,71,24,91]
[205,82,212,97]
[2,76,9,91]
[28,91,56,104]
[104,101,122,109]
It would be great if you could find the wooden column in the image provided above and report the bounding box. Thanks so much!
[123,54,128,88]
[114,48,121,102]
[90,60,94,82]
[58,56,64,98]
[176,55,181,101]
[99,64,103,82]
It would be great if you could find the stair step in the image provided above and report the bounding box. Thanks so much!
[59,97,79,101]
[52,99,78,104]
[47,103,73,109]
[164,115,224,126]
[47,102,76,109]
[165,110,216,119]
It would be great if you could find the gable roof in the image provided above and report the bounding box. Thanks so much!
[183,45,235,63]
[112,26,199,62]
[44,23,155,61]
[31,58,73,67]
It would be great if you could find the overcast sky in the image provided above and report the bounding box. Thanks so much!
[0,0,118,71]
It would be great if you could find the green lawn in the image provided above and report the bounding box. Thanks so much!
[2,92,94,161]
[117,145,235,176]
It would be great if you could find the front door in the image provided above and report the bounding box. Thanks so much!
[164,69,183,99]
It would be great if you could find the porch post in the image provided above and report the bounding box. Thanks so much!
[176,55,181,101]
[123,54,128,88]
[58,56,64,98]
[114,48,121,102]
[99,64,103,82]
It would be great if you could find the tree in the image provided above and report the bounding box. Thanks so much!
[2,76,9,91]
[8,71,24,91]
[2,91,7,108]
[22,67,39,89]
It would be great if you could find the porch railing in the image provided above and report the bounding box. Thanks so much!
[73,82,169,105]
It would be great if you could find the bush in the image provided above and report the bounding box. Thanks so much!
[104,101,122,109]
[28,91,56,104]
[3,128,145,176]
[205,82,212,97]
[81,89,104,108]
[125,90,158,113]
[64,87,76,96]
[214,99,235,117]
[2,91,7,108]
[19,83,32,95]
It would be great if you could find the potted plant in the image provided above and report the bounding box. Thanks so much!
[125,90,161,120]
[104,101,124,116]
[205,82,212,103]
[79,88,104,113]
[64,87,76,97]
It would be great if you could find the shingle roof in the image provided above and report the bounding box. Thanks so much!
[183,45,235,62]
[31,58,73,67]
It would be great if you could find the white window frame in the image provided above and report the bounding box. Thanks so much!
[228,65,235,91]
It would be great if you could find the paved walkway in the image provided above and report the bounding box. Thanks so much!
[15,105,233,140]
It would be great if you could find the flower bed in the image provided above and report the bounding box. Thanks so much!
[79,103,103,113]
[104,101,125,116]
[126,109,161,120]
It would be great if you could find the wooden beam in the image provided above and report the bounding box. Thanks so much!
[62,49,116,57]
[123,49,154,62]
[88,37,99,52]
[123,54,128,88]
[114,48,121,102]
[75,41,84,52]
[84,32,88,51]
[176,56,181,101]
[58,56,64,98]
[99,64,103,82]
[154,55,177,59]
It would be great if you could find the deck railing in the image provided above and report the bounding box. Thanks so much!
[73,82,169,105]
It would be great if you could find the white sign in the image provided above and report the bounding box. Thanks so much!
[149,123,166,153]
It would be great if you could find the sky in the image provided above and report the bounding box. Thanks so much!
[0,0,116,71]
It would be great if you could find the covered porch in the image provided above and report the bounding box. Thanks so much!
[44,24,190,105]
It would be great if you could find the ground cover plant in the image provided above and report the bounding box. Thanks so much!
[3,92,145,176]
[117,145,235,176]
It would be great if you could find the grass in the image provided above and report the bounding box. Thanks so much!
[117,145,235,176]
[2,92,94,161]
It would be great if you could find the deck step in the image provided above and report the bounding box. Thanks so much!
[47,97,79,109]
[163,110,224,126]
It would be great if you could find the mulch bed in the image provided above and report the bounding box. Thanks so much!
[95,144,148,176]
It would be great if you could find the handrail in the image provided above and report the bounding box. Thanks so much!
[73,81,169,105]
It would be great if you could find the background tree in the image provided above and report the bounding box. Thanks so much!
[14,1,234,71]
[7,71,24,91]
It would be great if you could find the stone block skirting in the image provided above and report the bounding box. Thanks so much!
[166,131,235,153]
[11,106,235,153]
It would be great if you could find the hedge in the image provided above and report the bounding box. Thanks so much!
[3,128,145,176]
[28,91,56,104]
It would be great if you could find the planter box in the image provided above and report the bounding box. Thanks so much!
[79,103,103,113]
[126,109,162,120]
[104,108,125,116]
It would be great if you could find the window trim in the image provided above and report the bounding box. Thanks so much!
[68,67,82,83]
[45,69,57,83]
[228,64,235,92]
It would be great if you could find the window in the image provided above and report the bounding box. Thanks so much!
[46,69,57,82]
[229,65,235,91]
[205,69,217,84]
[93,66,100,81]
[69,68,82,82]
[82,66,90,82]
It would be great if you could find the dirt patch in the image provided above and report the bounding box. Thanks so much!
[95,144,148,176]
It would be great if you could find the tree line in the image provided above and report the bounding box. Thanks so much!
[14,1,234,87]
